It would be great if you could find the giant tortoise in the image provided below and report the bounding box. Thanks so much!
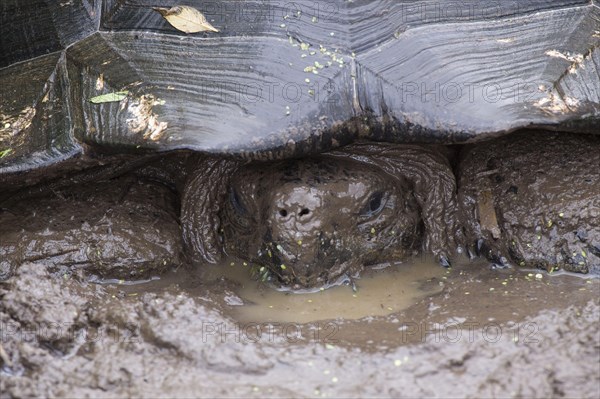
[1,1,599,288]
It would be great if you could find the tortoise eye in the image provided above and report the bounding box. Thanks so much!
[229,188,247,215]
[361,191,386,217]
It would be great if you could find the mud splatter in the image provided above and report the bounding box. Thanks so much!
[545,49,585,74]
[125,95,168,141]
[0,259,598,398]
[0,106,36,141]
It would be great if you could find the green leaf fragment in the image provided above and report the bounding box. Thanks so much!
[90,91,129,104]
[0,148,13,158]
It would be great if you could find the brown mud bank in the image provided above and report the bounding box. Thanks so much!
[1,259,598,398]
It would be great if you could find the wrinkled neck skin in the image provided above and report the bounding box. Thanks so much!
[182,143,461,290]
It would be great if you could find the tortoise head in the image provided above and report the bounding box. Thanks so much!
[182,143,461,290]
[220,156,422,289]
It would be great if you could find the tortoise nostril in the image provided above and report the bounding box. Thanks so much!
[299,208,310,217]
[279,209,288,217]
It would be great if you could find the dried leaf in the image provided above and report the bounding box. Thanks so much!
[478,189,501,239]
[89,91,129,104]
[153,6,219,33]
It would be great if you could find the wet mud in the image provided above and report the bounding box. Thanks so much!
[459,131,600,274]
[126,257,447,324]
[0,176,182,281]
[1,130,599,397]
[0,259,598,398]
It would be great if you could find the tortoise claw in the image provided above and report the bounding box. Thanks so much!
[491,257,511,269]
[475,239,511,268]
[439,256,452,268]
[350,279,358,293]
[476,238,486,256]
[342,274,358,293]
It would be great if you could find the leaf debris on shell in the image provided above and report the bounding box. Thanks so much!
[0,148,13,158]
[153,6,219,33]
[90,91,129,104]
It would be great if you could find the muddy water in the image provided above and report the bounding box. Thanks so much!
[227,259,444,324]
[1,258,599,398]
[115,257,599,348]
[123,257,445,324]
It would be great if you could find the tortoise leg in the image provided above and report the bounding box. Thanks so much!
[0,176,183,281]
[458,131,600,274]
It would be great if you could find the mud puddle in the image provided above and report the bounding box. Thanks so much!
[115,257,599,349]
[119,257,445,324]
[1,258,599,398]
